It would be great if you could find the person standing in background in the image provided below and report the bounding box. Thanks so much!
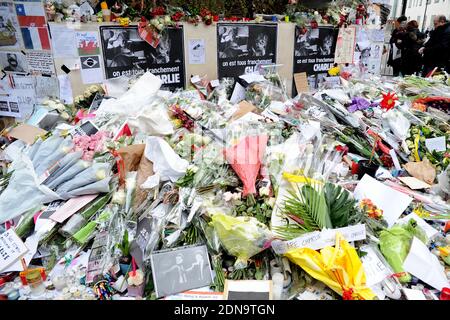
[419,15,450,76]
[388,16,407,76]
[398,20,425,75]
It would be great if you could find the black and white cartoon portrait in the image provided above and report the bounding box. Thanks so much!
[100,25,185,90]
[218,25,249,59]
[151,245,213,298]
[319,34,334,55]
[217,23,277,79]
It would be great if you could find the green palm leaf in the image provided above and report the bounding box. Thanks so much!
[276,182,331,239]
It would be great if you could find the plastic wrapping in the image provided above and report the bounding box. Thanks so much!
[210,213,273,269]
[284,233,376,300]
[55,162,111,195]
[379,219,428,283]
[35,137,74,177]
[65,177,111,198]
[45,159,90,190]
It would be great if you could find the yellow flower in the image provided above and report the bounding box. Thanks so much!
[328,66,340,76]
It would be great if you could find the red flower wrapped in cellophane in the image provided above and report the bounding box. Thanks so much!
[224,135,268,196]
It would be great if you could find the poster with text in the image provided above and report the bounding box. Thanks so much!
[100,25,185,91]
[293,26,337,94]
[0,1,23,49]
[217,23,277,79]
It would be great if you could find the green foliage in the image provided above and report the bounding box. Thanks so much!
[324,183,358,228]
[276,181,362,240]
[117,229,131,257]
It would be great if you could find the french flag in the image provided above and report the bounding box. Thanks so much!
[15,3,50,50]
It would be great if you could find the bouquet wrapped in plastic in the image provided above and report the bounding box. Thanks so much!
[210,213,273,269]
[284,233,376,300]
[379,219,428,283]
[224,135,268,196]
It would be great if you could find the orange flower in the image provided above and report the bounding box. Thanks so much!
[380,92,398,111]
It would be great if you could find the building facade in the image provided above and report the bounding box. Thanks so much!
[389,0,450,30]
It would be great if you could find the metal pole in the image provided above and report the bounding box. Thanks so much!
[401,0,408,15]
[422,0,429,32]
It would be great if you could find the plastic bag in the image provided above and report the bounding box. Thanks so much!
[210,213,273,269]
[31,135,64,170]
[379,219,428,283]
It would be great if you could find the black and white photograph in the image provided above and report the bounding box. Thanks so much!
[100,25,185,91]
[150,245,213,298]
[293,26,337,94]
[217,23,277,78]
[0,51,29,74]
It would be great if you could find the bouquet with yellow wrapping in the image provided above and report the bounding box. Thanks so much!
[284,233,376,300]
[210,213,273,269]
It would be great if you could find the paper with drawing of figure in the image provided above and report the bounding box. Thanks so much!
[150,245,213,298]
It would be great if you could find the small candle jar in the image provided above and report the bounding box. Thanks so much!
[26,269,45,296]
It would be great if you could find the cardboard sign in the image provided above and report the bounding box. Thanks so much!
[224,280,272,300]
[399,176,431,190]
[294,72,309,94]
[0,229,29,272]
[8,123,47,144]
[232,101,256,120]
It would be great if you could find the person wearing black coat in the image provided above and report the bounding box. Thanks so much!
[398,20,425,76]
[388,16,407,76]
[420,15,450,76]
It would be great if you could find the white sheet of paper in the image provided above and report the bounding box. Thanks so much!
[360,245,391,287]
[230,82,246,104]
[3,231,39,272]
[403,237,449,291]
[389,149,401,170]
[35,75,59,101]
[403,288,427,300]
[49,24,78,58]
[425,136,446,153]
[397,212,439,240]
[103,76,129,98]
[58,74,73,104]
[399,176,431,190]
[188,39,205,64]
[239,73,266,84]
[0,229,29,272]
[210,79,220,87]
[353,175,412,227]
[11,75,36,119]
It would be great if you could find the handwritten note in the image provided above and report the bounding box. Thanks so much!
[0,229,29,272]
[294,72,309,94]
[272,224,366,254]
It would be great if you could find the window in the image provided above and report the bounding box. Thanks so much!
[427,0,431,4]
[434,0,439,3]
[419,0,423,5]
[417,16,421,25]
[409,0,412,7]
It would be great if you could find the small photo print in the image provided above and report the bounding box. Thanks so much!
[0,51,28,74]
[150,244,213,298]
[8,101,19,113]
[0,100,8,111]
